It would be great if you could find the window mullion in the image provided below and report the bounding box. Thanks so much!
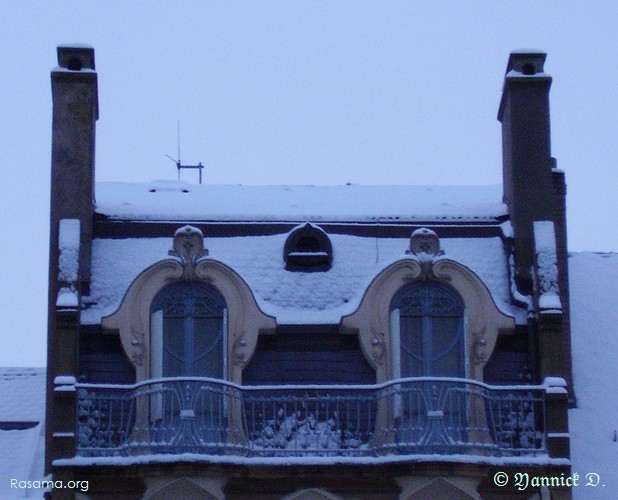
[184,316,194,376]
[423,316,432,376]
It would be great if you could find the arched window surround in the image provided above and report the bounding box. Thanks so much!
[102,258,276,384]
[341,257,515,383]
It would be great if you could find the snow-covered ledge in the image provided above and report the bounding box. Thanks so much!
[102,226,275,384]
[342,230,515,383]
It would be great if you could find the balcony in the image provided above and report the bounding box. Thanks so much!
[73,377,556,460]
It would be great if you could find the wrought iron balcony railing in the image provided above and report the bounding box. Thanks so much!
[75,377,548,459]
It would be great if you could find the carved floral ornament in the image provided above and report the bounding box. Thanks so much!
[169,225,209,279]
[405,228,445,281]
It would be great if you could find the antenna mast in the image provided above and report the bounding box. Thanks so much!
[165,120,204,184]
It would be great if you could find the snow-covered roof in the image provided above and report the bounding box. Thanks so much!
[95,181,508,222]
[568,252,618,498]
[0,368,45,422]
[0,368,46,499]
[83,233,519,325]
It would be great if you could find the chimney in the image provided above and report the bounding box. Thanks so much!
[498,51,573,400]
[498,51,554,290]
[50,44,98,288]
[47,44,98,471]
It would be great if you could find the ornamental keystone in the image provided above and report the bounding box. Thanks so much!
[169,225,208,279]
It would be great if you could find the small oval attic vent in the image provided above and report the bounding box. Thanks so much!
[284,223,333,271]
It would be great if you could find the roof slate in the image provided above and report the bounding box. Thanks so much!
[82,233,519,325]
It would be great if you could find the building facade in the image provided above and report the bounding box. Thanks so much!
[46,45,572,499]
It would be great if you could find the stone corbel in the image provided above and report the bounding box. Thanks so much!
[370,329,386,365]
[472,327,489,365]
[232,333,250,366]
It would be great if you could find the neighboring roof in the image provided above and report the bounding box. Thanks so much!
[0,368,45,422]
[568,252,618,498]
[82,232,520,325]
[95,181,508,223]
[0,368,46,499]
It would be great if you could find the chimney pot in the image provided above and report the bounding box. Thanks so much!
[57,44,95,71]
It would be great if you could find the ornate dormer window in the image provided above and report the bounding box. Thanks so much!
[284,222,333,271]
[103,224,276,383]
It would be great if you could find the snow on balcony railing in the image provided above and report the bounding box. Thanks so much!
[75,377,547,459]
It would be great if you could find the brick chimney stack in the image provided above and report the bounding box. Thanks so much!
[498,50,554,290]
[498,50,573,400]
[47,44,98,472]
[50,44,98,288]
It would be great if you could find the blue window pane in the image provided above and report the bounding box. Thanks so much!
[193,318,224,377]
[152,282,226,378]
[392,282,464,378]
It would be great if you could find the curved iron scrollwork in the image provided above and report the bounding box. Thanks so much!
[393,282,464,317]
[152,282,226,318]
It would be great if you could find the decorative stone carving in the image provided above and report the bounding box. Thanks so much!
[472,327,488,365]
[130,328,145,367]
[406,228,445,281]
[370,330,385,365]
[233,333,250,365]
[169,225,208,279]
[407,228,442,256]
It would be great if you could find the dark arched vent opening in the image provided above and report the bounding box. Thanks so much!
[284,223,333,271]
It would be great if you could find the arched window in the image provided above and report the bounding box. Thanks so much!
[390,281,465,378]
[150,282,227,379]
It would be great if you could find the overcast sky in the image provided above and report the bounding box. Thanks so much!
[1,2,617,367]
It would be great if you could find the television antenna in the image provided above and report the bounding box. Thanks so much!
[166,121,204,184]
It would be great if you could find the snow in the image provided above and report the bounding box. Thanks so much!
[58,43,94,49]
[0,368,46,499]
[0,368,45,422]
[505,69,550,78]
[58,219,80,284]
[55,452,568,468]
[568,252,618,498]
[56,287,78,309]
[95,182,507,222]
[534,221,557,253]
[0,425,46,499]
[82,233,518,325]
[52,67,96,74]
[76,375,554,393]
[54,376,76,386]
[534,221,561,311]
[499,220,513,239]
